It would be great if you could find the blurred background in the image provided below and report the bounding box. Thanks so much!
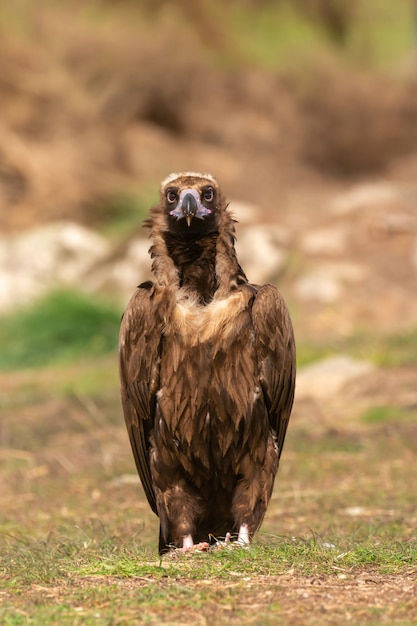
[1,0,417,554]
[1,0,417,340]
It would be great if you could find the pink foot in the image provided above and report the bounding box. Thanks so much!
[212,528,250,549]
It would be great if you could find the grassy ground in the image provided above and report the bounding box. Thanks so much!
[0,298,416,624]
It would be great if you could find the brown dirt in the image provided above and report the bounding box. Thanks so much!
[15,570,415,625]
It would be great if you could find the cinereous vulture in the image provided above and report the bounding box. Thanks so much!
[119,172,296,554]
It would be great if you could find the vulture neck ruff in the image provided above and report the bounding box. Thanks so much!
[163,230,219,304]
[149,175,245,302]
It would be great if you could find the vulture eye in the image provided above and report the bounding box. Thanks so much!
[166,190,177,204]
[203,187,214,203]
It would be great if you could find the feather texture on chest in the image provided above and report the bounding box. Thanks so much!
[165,288,253,347]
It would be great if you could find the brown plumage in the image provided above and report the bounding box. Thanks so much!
[118,172,296,554]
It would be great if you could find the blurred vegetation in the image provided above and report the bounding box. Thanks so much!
[230,0,414,69]
[0,291,120,370]
[95,189,153,238]
[1,0,414,69]
[0,290,416,372]
[361,404,413,424]
[297,327,417,368]
[1,0,417,232]
[1,0,414,105]
[0,0,416,370]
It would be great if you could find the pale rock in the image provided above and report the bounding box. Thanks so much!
[296,355,375,401]
[86,237,151,301]
[228,200,259,224]
[344,507,367,517]
[300,227,347,256]
[235,224,288,284]
[294,272,341,303]
[0,222,110,313]
[294,262,367,303]
[330,183,401,216]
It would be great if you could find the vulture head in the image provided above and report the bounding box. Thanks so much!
[160,172,223,235]
[149,171,243,301]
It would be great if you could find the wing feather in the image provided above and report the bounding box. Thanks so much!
[252,284,296,459]
[118,282,163,515]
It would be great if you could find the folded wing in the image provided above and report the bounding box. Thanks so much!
[118,282,163,515]
[252,284,296,459]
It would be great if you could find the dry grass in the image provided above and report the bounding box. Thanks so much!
[1,357,416,625]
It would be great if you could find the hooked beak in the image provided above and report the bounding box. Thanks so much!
[169,189,212,226]
[182,192,198,227]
